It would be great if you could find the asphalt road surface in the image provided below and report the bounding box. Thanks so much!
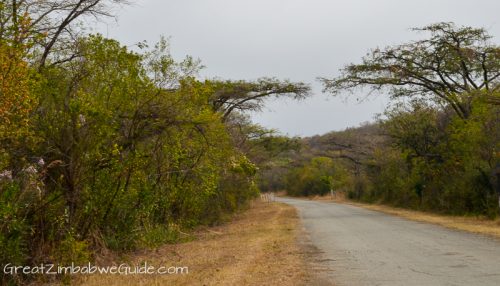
[278,197,500,286]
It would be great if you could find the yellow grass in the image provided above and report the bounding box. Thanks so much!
[353,203,500,239]
[72,201,309,286]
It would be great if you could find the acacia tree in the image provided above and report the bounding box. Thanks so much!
[208,78,310,121]
[320,22,500,119]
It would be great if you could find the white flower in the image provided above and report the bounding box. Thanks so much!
[23,165,37,175]
[79,114,86,125]
[0,170,12,181]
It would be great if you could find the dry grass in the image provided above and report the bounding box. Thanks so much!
[352,203,500,239]
[73,201,309,286]
[307,194,500,239]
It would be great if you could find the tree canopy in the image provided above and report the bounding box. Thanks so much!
[320,22,500,119]
[208,78,310,121]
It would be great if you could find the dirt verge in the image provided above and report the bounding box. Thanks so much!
[74,201,314,286]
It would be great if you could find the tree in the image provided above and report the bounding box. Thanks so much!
[0,42,32,142]
[0,0,127,68]
[0,28,39,172]
[320,22,500,119]
[208,78,310,121]
[285,156,351,197]
[381,100,446,162]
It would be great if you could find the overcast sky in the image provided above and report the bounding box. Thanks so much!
[95,0,500,137]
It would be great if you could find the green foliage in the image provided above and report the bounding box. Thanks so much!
[364,149,417,206]
[0,2,312,285]
[317,22,499,217]
[54,234,91,266]
[280,92,499,218]
[321,22,500,120]
[207,78,310,120]
[140,224,183,249]
[285,157,350,197]
[357,97,500,216]
[0,183,29,268]
[0,32,266,284]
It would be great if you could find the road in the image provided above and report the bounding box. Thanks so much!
[278,197,500,286]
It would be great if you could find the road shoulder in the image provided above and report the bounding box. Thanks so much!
[75,201,317,286]
[303,195,500,240]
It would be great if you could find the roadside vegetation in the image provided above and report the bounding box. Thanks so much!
[264,23,500,218]
[0,1,309,284]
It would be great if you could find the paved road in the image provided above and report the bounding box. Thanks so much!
[278,197,500,286]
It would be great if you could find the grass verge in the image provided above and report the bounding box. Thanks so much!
[73,200,308,286]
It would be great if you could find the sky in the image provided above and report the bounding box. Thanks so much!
[95,0,500,137]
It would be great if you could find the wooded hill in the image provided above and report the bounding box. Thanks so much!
[266,99,500,217]
[270,22,500,219]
